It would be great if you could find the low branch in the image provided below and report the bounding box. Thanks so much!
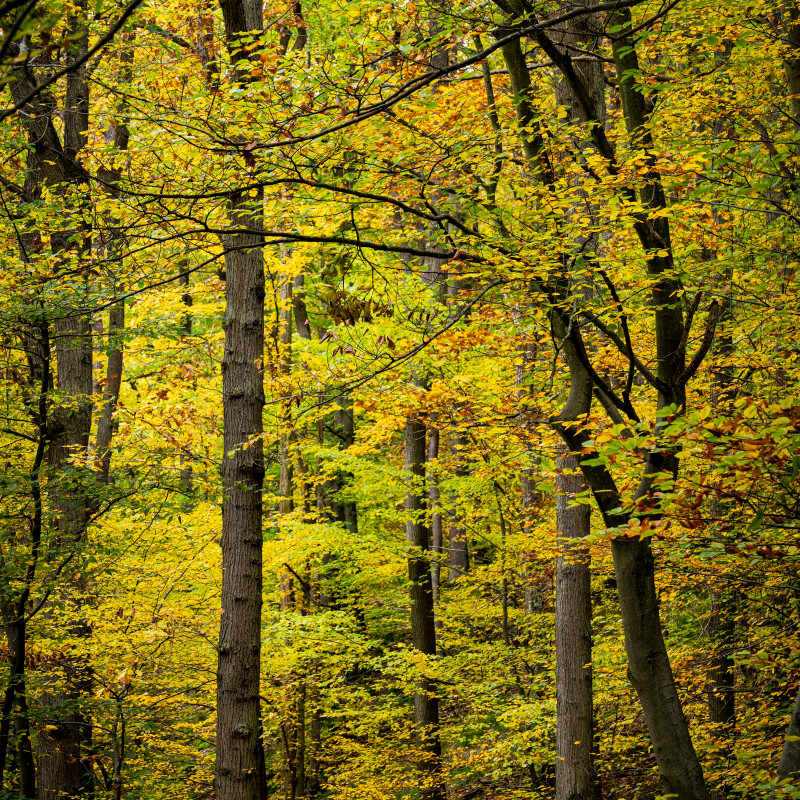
[675,301,721,387]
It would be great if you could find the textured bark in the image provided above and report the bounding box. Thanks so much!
[550,18,602,795]
[777,683,800,783]
[555,450,597,800]
[785,4,800,142]
[39,311,93,800]
[215,189,265,800]
[214,2,265,798]
[8,10,95,798]
[405,418,444,800]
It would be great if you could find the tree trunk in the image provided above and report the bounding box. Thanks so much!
[447,434,469,583]
[706,261,736,798]
[784,4,800,143]
[39,311,93,800]
[405,418,444,800]
[555,450,597,800]
[777,683,800,784]
[215,186,266,800]
[95,302,124,485]
[427,428,442,602]
[214,2,266,798]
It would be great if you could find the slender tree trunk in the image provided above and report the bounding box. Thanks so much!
[706,261,735,798]
[777,683,800,784]
[555,449,597,800]
[179,271,194,491]
[427,428,442,602]
[447,434,469,583]
[95,302,124,485]
[277,264,307,800]
[307,687,322,798]
[335,395,358,534]
[405,418,444,800]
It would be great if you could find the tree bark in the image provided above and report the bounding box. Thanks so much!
[447,434,469,583]
[214,2,266,798]
[95,302,124,485]
[405,418,444,800]
[777,683,800,784]
[215,185,266,800]
[427,427,442,602]
[555,449,597,800]
[38,312,93,800]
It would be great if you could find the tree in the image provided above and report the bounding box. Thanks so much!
[213,2,267,798]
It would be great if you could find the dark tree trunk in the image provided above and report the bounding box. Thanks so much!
[784,4,800,142]
[706,262,735,798]
[335,396,358,534]
[215,187,266,800]
[405,418,444,800]
[8,8,95,798]
[39,311,93,800]
[178,271,194,491]
[214,3,266,798]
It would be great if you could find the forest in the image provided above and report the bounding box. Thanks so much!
[1,0,799,798]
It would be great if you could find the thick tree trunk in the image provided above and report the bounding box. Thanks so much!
[549,14,602,796]
[609,536,707,800]
[784,4,800,141]
[555,450,596,800]
[39,311,93,800]
[405,418,444,800]
[214,2,266,798]
[215,192,265,800]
